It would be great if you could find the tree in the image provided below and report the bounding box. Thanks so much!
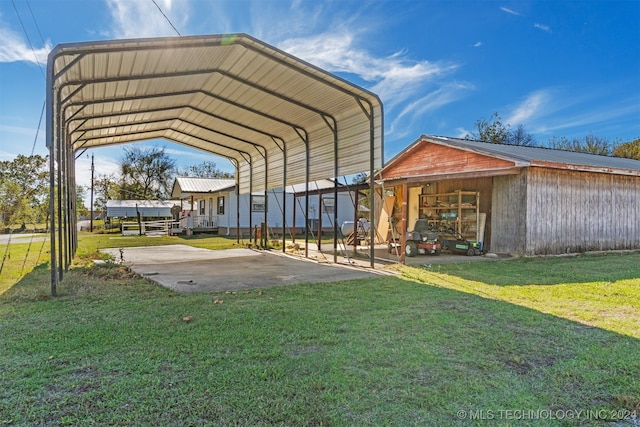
[547,133,612,156]
[93,173,120,213]
[468,112,511,144]
[119,146,176,200]
[177,160,234,178]
[467,112,537,146]
[507,124,538,146]
[75,185,89,218]
[612,138,640,160]
[0,154,49,227]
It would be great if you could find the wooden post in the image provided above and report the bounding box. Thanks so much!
[400,183,408,263]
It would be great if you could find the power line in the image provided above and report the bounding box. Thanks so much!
[151,0,181,36]
[25,0,46,46]
[31,100,45,156]
[10,0,45,79]
[12,0,47,156]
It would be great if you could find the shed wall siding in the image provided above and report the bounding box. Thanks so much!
[491,173,527,254]
[525,168,640,255]
[382,141,516,178]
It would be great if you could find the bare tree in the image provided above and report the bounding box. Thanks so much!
[177,160,233,178]
[547,134,612,156]
[119,146,176,199]
[507,124,538,146]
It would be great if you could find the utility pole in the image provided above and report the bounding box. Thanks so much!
[90,153,94,232]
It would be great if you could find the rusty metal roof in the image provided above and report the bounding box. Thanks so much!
[381,135,640,179]
[428,135,640,175]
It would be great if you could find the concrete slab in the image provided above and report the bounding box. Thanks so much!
[101,245,385,293]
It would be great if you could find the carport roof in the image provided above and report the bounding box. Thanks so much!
[46,33,383,193]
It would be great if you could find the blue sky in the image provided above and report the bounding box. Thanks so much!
[1,0,639,192]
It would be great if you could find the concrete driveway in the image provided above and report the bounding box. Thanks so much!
[101,244,386,293]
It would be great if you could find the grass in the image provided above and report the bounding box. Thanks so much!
[397,253,640,339]
[77,231,249,252]
[0,234,639,426]
[0,236,49,295]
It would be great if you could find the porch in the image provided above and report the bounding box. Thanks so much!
[180,214,220,234]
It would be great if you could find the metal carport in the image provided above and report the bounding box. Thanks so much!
[46,34,383,295]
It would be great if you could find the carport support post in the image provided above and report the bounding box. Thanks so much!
[48,138,58,296]
[292,196,296,243]
[236,178,240,243]
[190,196,194,232]
[317,196,322,251]
[46,53,57,296]
[234,162,240,243]
[400,182,408,264]
[353,191,359,255]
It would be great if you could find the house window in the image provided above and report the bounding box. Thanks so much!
[251,195,265,212]
[217,196,225,215]
[199,200,205,215]
[322,197,335,214]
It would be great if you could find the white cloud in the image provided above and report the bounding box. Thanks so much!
[106,0,189,38]
[473,42,483,48]
[500,7,522,16]
[278,30,459,110]
[534,23,552,33]
[75,152,120,189]
[454,127,472,139]
[394,83,472,124]
[533,102,639,135]
[0,24,51,65]
[387,83,472,138]
[505,90,551,125]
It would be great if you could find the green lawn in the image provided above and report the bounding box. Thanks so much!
[1,234,639,426]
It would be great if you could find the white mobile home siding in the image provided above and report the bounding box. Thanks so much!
[188,190,357,236]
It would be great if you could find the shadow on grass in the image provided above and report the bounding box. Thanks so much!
[431,251,640,286]
[1,270,639,426]
[0,262,52,301]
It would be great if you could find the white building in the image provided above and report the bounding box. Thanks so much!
[171,177,360,238]
[105,199,179,219]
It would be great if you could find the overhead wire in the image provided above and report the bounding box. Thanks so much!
[151,0,181,36]
[30,101,45,156]
[25,0,46,48]
[10,0,45,78]
[11,0,47,155]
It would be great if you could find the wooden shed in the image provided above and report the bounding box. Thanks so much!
[377,135,640,256]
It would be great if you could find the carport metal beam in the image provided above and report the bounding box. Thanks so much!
[60,67,349,261]
[66,91,305,251]
[47,35,383,296]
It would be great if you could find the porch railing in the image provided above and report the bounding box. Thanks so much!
[180,214,220,229]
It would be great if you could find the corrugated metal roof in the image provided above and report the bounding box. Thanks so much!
[171,176,343,197]
[46,34,383,194]
[106,200,179,208]
[105,199,180,218]
[427,135,640,173]
[285,179,342,194]
[382,135,640,177]
[172,177,236,197]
